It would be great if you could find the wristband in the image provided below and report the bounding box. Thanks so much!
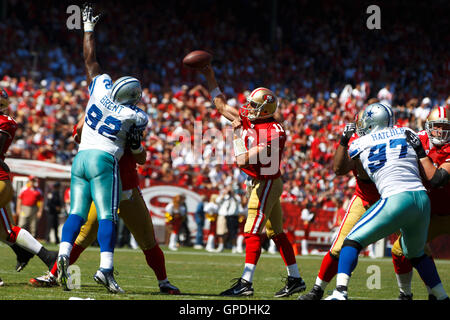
[210,87,222,101]
[131,145,144,154]
[84,23,95,32]
[233,138,247,157]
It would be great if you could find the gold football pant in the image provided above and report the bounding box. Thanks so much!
[244,177,284,239]
[74,187,157,251]
[329,194,369,257]
[392,214,450,257]
[0,180,15,242]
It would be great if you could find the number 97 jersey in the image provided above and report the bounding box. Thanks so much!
[348,126,426,198]
[78,74,148,160]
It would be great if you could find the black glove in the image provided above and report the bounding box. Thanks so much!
[127,125,143,151]
[405,129,427,159]
[340,123,356,147]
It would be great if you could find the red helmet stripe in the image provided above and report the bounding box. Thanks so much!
[250,88,266,97]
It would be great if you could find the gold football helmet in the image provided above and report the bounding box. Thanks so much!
[0,88,9,114]
[425,106,450,146]
[241,87,278,120]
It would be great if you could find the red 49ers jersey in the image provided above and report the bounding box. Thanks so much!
[418,130,450,216]
[239,114,286,179]
[119,148,139,191]
[0,114,18,181]
[348,134,380,206]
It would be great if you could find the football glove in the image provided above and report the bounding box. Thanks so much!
[127,125,143,151]
[82,3,101,32]
[405,129,427,159]
[340,123,356,147]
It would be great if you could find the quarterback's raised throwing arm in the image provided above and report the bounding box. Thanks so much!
[199,64,240,122]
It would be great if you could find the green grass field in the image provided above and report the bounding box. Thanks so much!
[0,242,449,300]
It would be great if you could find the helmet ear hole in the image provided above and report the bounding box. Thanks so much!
[111,76,142,105]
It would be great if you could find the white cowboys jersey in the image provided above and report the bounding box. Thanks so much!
[348,126,426,198]
[78,74,148,160]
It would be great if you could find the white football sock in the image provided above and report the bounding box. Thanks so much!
[15,228,43,254]
[242,263,256,283]
[430,283,448,300]
[315,276,329,291]
[287,264,301,278]
[395,271,413,295]
[336,273,350,288]
[100,251,114,270]
[58,241,73,257]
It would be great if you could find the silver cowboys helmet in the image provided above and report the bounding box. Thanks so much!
[111,76,142,105]
[356,102,395,136]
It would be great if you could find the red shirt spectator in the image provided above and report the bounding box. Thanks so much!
[18,183,43,206]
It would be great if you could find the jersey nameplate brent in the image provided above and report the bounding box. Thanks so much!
[78,74,148,160]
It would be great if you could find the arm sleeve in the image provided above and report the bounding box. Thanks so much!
[135,109,149,131]
[89,74,112,97]
[348,139,362,159]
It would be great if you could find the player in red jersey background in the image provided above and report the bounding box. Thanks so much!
[391,106,450,300]
[197,64,306,298]
[0,88,57,286]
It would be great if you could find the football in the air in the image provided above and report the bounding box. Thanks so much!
[182,50,212,68]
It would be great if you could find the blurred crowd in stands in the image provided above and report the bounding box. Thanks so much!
[0,0,449,241]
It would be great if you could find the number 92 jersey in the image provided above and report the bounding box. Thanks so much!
[348,126,426,198]
[78,74,148,160]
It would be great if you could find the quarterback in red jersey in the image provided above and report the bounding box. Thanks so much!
[0,88,58,285]
[30,118,180,294]
[391,106,450,300]
[198,64,306,297]
[299,121,381,300]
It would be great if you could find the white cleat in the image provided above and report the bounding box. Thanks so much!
[324,289,348,300]
[93,268,124,294]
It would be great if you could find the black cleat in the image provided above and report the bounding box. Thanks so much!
[275,276,306,298]
[159,281,181,295]
[397,292,413,300]
[298,284,324,300]
[220,278,254,297]
[428,294,437,300]
[10,243,35,272]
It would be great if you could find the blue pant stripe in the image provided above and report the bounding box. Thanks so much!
[111,158,117,224]
[348,199,387,238]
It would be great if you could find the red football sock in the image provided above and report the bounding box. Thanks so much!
[50,261,58,276]
[318,251,339,283]
[272,232,297,266]
[244,233,262,265]
[69,243,86,265]
[143,244,167,281]
[7,226,21,243]
[392,253,413,274]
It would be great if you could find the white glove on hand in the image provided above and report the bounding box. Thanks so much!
[343,123,356,139]
[340,123,356,147]
[82,3,101,32]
